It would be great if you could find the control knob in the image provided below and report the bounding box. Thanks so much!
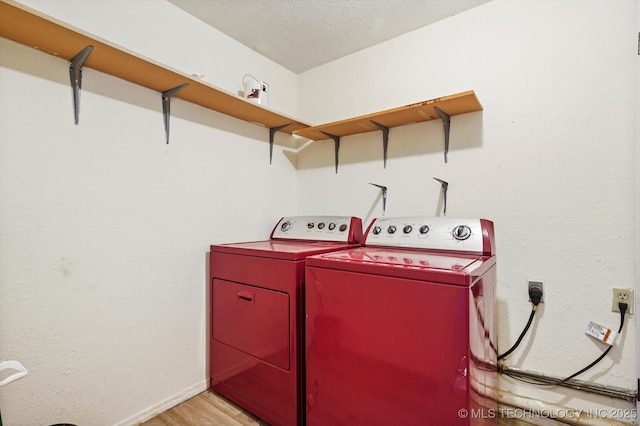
[281,221,291,232]
[452,225,472,240]
[339,224,348,232]
[387,225,396,234]
[403,225,412,234]
[307,222,314,229]
[328,223,336,230]
[372,226,382,235]
[318,222,325,229]
[419,225,430,234]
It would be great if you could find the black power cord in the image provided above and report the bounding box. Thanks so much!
[498,283,543,360]
[501,301,629,387]
[559,301,628,383]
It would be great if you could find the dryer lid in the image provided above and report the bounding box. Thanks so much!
[210,240,359,260]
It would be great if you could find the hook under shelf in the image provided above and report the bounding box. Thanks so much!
[370,120,390,168]
[433,106,451,163]
[320,131,341,173]
[161,83,189,144]
[268,124,291,164]
[69,45,94,125]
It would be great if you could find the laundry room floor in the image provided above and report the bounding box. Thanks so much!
[139,390,564,426]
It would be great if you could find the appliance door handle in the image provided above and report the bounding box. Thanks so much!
[237,291,255,304]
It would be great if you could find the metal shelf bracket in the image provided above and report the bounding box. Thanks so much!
[433,177,449,216]
[434,106,451,163]
[370,120,390,168]
[161,83,189,144]
[69,45,94,125]
[320,131,341,173]
[268,124,291,164]
[369,183,388,216]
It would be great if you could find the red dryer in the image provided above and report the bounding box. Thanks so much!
[209,216,362,426]
[305,217,497,426]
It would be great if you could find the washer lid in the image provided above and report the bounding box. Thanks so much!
[210,240,359,260]
[305,247,495,285]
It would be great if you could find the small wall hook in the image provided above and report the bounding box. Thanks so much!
[369,183,388,216]
[433,177,448,216]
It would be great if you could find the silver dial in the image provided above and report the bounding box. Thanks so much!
[452,225,471,240]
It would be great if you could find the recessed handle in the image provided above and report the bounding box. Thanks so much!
[237,291,255,303]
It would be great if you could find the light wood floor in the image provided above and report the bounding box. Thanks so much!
[139,390,261,426]
[139,390,560,426]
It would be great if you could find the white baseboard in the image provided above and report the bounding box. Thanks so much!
[114,379,209,426]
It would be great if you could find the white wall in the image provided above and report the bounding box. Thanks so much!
[297,0,638,420]
[0,1,299,425]
[1,0,638,425]
[637,0,640,418]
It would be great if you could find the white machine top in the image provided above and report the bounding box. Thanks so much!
[363,217,495,256]
[270,215,363,244]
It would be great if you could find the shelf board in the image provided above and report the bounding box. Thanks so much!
[0,0,309,134]
[293,90,482,141]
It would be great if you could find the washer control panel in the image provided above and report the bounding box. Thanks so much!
[271,216,363,244]
[364,217,494,255]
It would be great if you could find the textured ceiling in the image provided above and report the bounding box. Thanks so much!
[167,0,492,73]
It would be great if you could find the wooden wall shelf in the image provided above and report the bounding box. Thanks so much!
[0,0,483,169]
[0,0,309,140]
[293,91,483,170]
[293,91,482,140]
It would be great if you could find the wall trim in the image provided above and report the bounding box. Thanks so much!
[114,380,209,426]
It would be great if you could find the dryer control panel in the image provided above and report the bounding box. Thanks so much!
[364,217,494,255]
[270,216,363,244]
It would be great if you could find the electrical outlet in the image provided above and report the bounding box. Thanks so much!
[528,280,544,303]
[612,288,634,315]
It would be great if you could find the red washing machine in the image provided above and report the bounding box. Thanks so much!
[305,217,497,426]
[209,216,362,426]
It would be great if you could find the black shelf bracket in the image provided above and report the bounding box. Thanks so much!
[320,131,341,173]
[268,124,291,164]
[434,106,451,163]
[69,45,94,125]
[161,83,189,144]
[370,120,390,168]
[433,177,449,216]
[369,183,388,216]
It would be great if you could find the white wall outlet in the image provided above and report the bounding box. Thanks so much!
[611,288,633,315]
